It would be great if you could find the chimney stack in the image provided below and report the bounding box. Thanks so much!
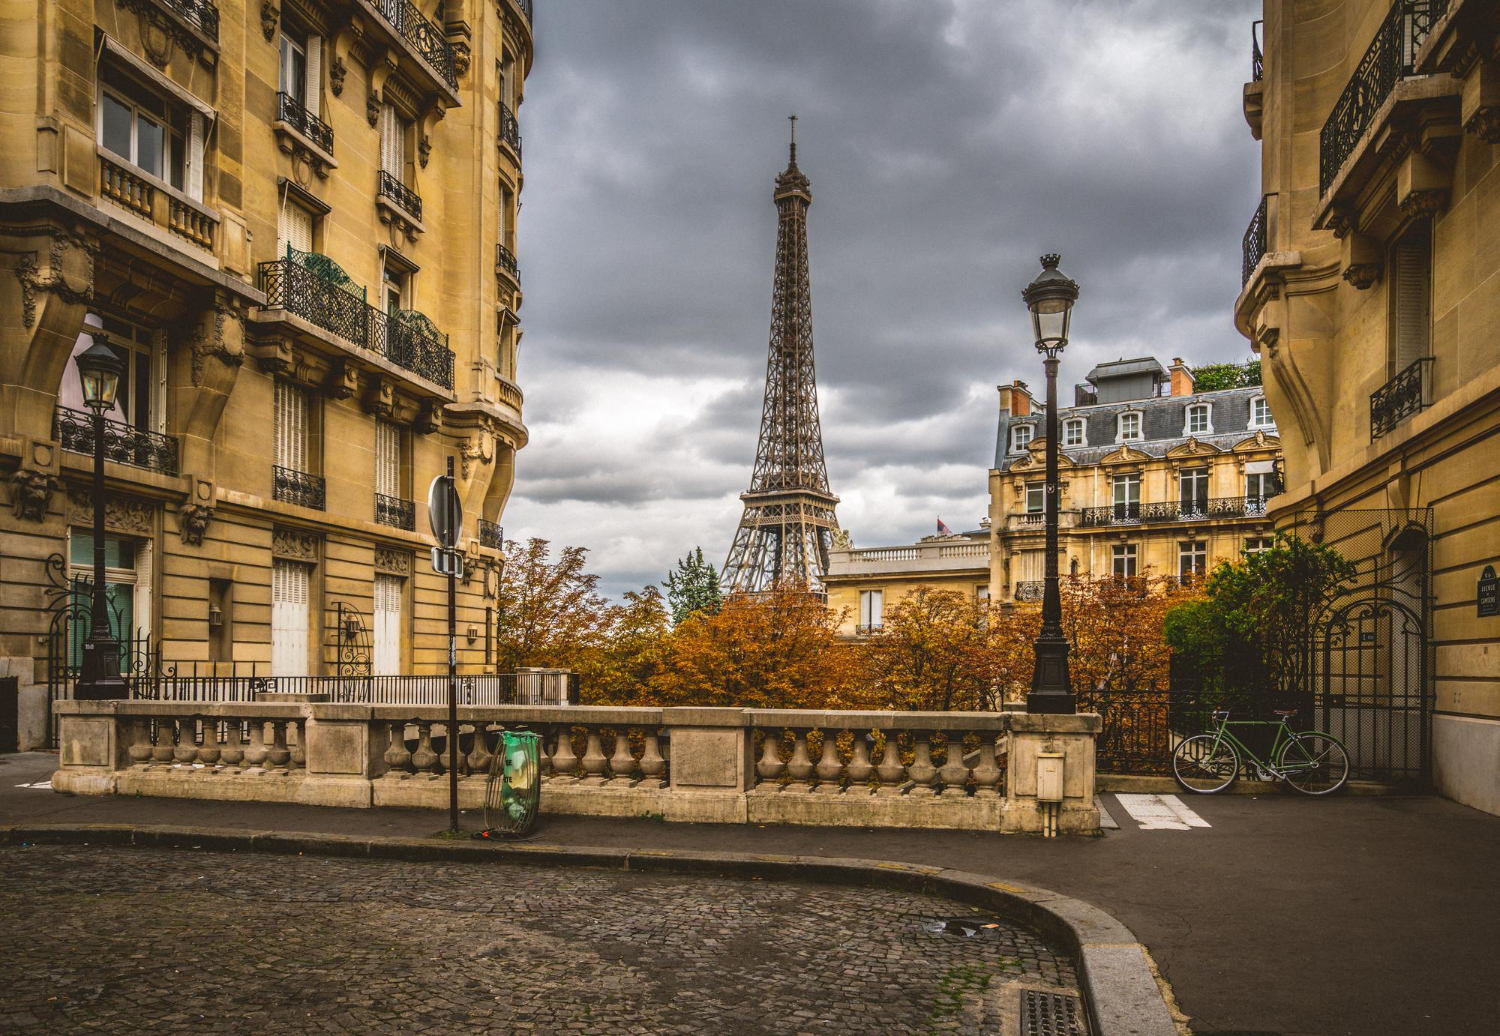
[1169,358,1196,397]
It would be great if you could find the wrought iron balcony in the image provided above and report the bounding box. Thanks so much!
[1013,581,1045,602]
[372,0,458,90]
[1251,19,1264,82]
[160,0,219,41]
[377,170,422,223]
[478,518,503,548]
[499,102,522,161]
[1079,497,1276,528]
[1370,356,1434,439]
[54,405,179,476]
[369,308,454,388]
[277,92,333,154]
[273,465,326,510]
[1242,195,1268,286]
[375,493,416,530]
[517,0,533,23]
[496,243,519,281]
[1319,0,1442,196]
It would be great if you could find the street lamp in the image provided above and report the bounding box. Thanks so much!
[73,334,128,701]
[1022,254,1079,714]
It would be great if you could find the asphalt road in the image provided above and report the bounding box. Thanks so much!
[4,751,1498,1036]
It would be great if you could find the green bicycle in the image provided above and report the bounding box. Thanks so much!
[1172,709,1350,795]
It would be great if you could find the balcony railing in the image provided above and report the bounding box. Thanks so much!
[99,152,218,253]
[478,518,503,548]
[1251,19,1264,82]
[273,465,326,510]
[257,255,455,390]
[377,170,422,223]
[1370,356,1433,438]
[160,0,219,41]
[277,92,333,154]
[518,0,532,23]
[1319,0,1442,196]
[496,243,519,281]
[54,406,179,476]
[1079,496,1275,528]
[373,0,458,90]
[1013,581,1045,602]
[854,623,883,635]
[1242,195,1268,286]
[499,102,522,161]
[375,493,416,530]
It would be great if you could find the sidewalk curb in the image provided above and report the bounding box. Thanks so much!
[2,821,1177,1036]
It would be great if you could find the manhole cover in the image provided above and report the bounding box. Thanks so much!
[1020,989,1086,1036]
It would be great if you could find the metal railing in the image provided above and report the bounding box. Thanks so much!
[277,91,333,154]
[496,242,519,281]
[1013,581,1045,602]
[478,519,503,548]
[272,465,326,510]
[375,493,415,530]
[1251,19,1264,82]
[160,0,219,41]
[1370,356,1433,438]
[377,169,423,222]
[373,0,458,90]
[1319,0,1441,195]
[1076,686,1207,776]
[853,624,882,635]
[258,255,367,345]
[499,101,522,160]
[369,308,454,388]
[518,0,533,23]
[54,405,179,476]
[1079,496,1275,528]
[1242,195,1268,286]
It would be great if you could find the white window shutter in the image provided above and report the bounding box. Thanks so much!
[375,420,400,497]
[272,559,311,678]
[1392,233,1430,370]
[275,381,308,472]
[304,37,321,118]
[379,104,399,175]
[186,112,204,201]
[373,574,402,676]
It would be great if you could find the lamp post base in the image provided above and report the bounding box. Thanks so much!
[1027,634,1074,714]
[75,639,128,701]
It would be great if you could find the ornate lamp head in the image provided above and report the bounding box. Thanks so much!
[76,334,124,414]
[1022,254,1080,359]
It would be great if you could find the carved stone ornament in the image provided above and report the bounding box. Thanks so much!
[272,526,319,561]
[459,425,496,478]
[1400,189,1448,221]
[831,528,853,550]
[261,0,279,42]
[366,91,380,127]
[1466,107,1500,145]
[15,233,96,329]
[451,40,471,80]
[374,546,411,576]
[1326,210,1354,239]
[418,134,432,168]
[330,56,347,96]
[1343,263,1381,290]
[9,468,59,522]
[117,0,214,67]
[68,486,154,535]
[177,502,214,545]
[187,304,244,386]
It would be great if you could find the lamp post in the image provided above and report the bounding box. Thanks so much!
[1022,254,1079,714]
[73,334,129,701]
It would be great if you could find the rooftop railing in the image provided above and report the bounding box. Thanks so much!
[54,405,179,476]
[1370,356,1433,438]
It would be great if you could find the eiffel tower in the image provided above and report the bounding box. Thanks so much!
[723,119,841,593]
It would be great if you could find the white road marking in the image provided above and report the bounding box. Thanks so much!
[14,779,52,790]
[1113,793,1211,831]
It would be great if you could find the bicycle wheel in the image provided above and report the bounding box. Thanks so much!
[1172,735,1240,794]
[1277,733,1349,796]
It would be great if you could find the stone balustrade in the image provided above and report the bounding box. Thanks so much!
[53,701,1101,833]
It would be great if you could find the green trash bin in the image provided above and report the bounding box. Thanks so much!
[484,730,541,836]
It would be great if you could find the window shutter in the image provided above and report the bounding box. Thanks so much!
[277,204,312,258]
[275,381,308,472]
[373,574,402,676]
[186,112,205,201]
[375,420,400,497]
[379,104,402,176]
[272,559,311,678]
[304,37,321,118]
[1392,232,1431,371]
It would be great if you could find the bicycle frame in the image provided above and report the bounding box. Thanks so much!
[1200,712,1343,779]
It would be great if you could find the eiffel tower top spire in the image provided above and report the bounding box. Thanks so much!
[722,127,840,594]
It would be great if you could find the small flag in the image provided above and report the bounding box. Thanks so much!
[937,517,952,536]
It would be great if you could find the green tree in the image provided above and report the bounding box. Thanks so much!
[665,547,723,625]
[1191,360,1261,392]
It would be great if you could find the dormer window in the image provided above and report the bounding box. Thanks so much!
[1062,418,1085,448]
[1249,394,1273,428]
[1184,403,1212,435]
[1116,411,1142,442]
[1011,424,1034,453]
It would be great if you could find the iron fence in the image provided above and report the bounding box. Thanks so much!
[374,0,458,89]
[272,465,326,510]
[499,101,522,160]
[1079,495,1274,528]
[277,91,334,153]
[1075,686,1207,776]
[478,519,503,548]
[1242,194,1268,286]
[377,169,423,222]
[54,405,179,476]
[1319,0,1441,195]
[1370,356,1433,439]
[375,493,416,530]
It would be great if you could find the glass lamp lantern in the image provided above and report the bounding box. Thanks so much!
[1022,254,1080,359]
[76,335,124,414]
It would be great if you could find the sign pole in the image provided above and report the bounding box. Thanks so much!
[446,456,460,834]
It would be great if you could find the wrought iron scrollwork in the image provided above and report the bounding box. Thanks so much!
[277,91,334,153]
[499,102,522,161]
[377,169,423,222]
[1242,195,1267,286]
[1370,357,1433,439]
[477,519,503,549]
[373,0,458,89]
[375,493,416,530]
[332,600,372,678]
[496,243,519,281]
[54,406,179,476]
[273,465,327,510]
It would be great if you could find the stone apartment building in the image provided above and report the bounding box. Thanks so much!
[1236,0,1500,812]
[989,357,1283,603]
[823,528,992,639]
[0,0,533,748]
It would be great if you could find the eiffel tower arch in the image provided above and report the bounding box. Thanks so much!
[723,123,841,593]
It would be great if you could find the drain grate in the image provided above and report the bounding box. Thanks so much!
[1020,989,1086,1036]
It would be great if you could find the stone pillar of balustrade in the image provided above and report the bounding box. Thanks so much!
[1003,711,1102,834]
[661,707,754,823]
[300,704,381,807]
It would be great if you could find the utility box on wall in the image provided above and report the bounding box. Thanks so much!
[1035,750,1064,803]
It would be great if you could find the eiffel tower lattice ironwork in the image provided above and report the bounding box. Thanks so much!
[723,121,841,593]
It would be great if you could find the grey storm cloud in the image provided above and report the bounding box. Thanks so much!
[503,0,1264,598]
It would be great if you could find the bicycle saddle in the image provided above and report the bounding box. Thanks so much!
[1273,708,1298,717]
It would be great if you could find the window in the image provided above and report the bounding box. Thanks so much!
[375,420,403,499]
[279,30,307,104]
[276,199,315,259]
[858,589,883,631]
[61,314,161,433]
[498,183,514,250]
[373,573,403,676]
[1245,461,1275,513]
[1112,544,1137,578]
[1117,411,1142,442]
[274,379,311,474]
[1249,395,1273,428]
[1111,473,1140,521]
[1244,537,1275,555]
[68,532,147,670]
[1025,482,1045,514]
[1184,403,1212,435]
[381,257,412,315]
[1389,226,1431,375]
[1062,418,1085,448]
[271,558,311,677]
[379,102,412,182]
[99,64,195,194]
[976,585,990,604]
[1178,541,1207,582]
[1011,424,1034,453]
[1179,467,1209,516]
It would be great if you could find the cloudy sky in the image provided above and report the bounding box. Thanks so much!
[504,0,1264,600]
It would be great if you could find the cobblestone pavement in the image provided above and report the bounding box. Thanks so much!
[0,845,1077,1035]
